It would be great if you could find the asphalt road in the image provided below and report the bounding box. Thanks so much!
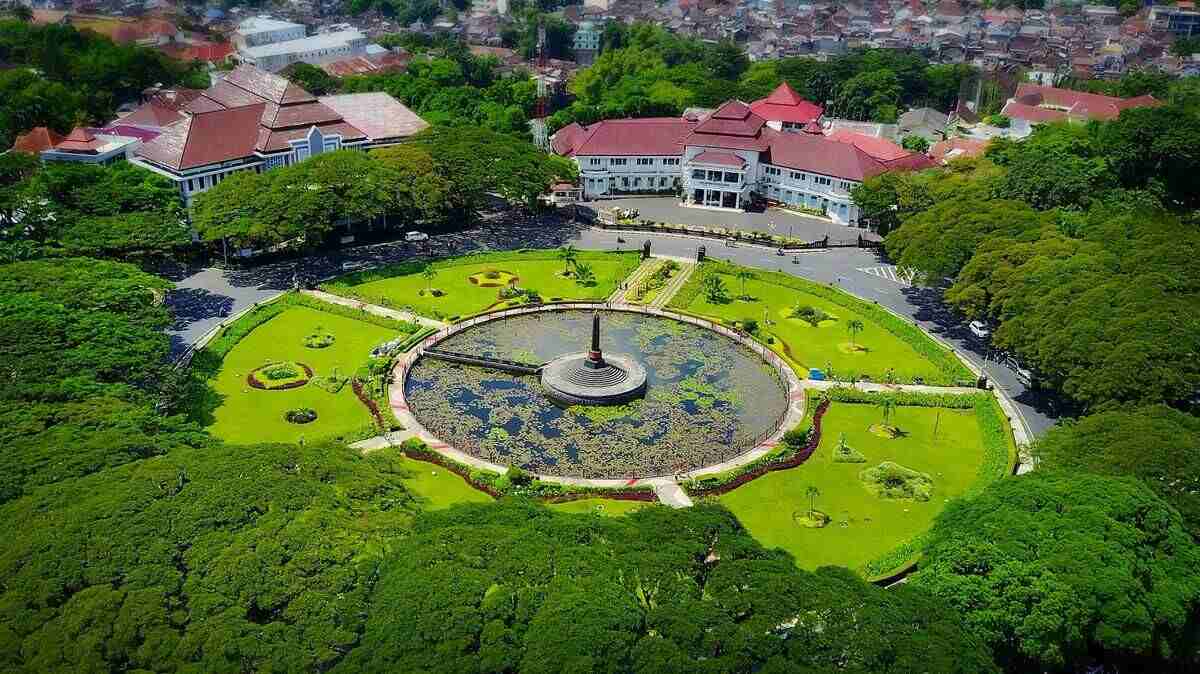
[166,215,1057,437]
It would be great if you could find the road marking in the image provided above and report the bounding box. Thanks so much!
[856,265,913,286]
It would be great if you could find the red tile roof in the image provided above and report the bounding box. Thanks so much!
[766,132,889,181]
[691,151,748,168]
[12,127,64,154]
[137,104,265,170]
[1001,99,1069,123]
[691,100,767,138]
[1009,83,1161,122]
[749,82,824,124]
[551,117,697,157]
[826,129,911,161]
[55,127,103,154]
[119,102,186,129]
[319,93,429,141]
[930,137,989,163]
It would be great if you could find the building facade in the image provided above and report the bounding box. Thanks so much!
[240,29,369,73]
[233,17,306,50]
[552,85,932,225]
[129,66,427,203]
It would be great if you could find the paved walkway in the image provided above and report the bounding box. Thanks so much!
[650,480,694,508]
[650,260,695,308]
[608,257,658,303]
[300,289,446,329]
[800,379,982,395]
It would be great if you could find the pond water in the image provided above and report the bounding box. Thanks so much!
[405,310,789,479]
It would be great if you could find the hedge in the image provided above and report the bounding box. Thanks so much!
[398,438,658,502]
[821,386,988,409]
[668,260,974,385]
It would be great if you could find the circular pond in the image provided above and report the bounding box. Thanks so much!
[404,310,790,479]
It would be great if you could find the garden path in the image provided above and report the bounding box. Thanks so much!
[800,380,982,395]
[606,258,659,303]
[650,480,694,508]
[650,260,696,309]
[300,289,446,329]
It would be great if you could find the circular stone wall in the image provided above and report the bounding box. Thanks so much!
[403,308,791,479]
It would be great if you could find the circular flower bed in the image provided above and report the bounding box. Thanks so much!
[284,407,318,424]
[247,361,314,390]
[467,269,518,288]
[859,462,934,501]
[304,330,335,349]
[794,510,831,528]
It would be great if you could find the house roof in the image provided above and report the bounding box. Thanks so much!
[119,102,186,129]
[692,150,748,168]
[55,127,104,154]
[826,129,911,161]
[1001,99,1069,123]
[551,117,698,157]
[1010,83,1161,121]
[319,93,429,141]
[930,137,989,163]
[766,132,889,181]
[12,127,64,154]
[749,82,824,124]
[136,104,266,170]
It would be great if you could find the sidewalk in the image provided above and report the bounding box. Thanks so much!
[301,289,446,329]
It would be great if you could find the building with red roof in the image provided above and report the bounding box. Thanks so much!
[748,82,824,131]
[1001,83,1161,129]
[130,65,427,203]
[551,98,931,224]
[12,127,65,155]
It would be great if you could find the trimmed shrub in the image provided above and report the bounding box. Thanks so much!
[859,462,934,501]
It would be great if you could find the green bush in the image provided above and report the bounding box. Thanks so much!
[789,303,832,326]
[832,433,866,463]
[859,461,934,501]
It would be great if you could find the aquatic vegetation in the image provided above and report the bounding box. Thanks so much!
[405,311,788,478]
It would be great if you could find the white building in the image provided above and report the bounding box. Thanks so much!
[233,16,306,50]
[239,29,370,73]
[551,88,934,225]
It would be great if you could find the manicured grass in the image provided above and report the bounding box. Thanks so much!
[207,305,399,444]
[547,498,648,516]
[398,456,494,510]
[324,251,639,320]
[680,271,953,384]
[717,401,987,573]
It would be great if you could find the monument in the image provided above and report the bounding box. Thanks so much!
[540,312,648,406]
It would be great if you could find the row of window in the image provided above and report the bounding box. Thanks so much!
[690,168,741,184]
[586,157,680,167]
[762,166,853,191]
[585,176,679,190]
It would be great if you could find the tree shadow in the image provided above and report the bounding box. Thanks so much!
[166,287,235,331]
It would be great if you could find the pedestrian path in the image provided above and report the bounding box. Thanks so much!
[649,480,694,508]
[801,379,980,395]
[300,289,446,329]
[856,265,914,286]
[607,257,659,303]
[650,260,695,308]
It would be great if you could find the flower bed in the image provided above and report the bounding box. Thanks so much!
[284,408,317,424]
[247,361,313,390]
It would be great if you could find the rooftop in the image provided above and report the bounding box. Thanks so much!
[748,82,824,124]
[319,93,429,140]
[241,30,366,59]
[237,16,304,34]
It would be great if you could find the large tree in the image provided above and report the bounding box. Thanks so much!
[1033,405,1200,537]
[911,472,1200,672]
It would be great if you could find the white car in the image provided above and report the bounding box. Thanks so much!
[969,320,991,339]
[404,231,429,242]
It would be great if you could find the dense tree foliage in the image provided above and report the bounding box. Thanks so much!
[1034,406,1200,537]
[0,20,208,148]
[280,61,339,95]
[193,139,572,248]
[339,500,998,673]
[551,25,972,131]
[502,10,577,60]
[863,105,1200,410]
[912,472,1200,672]
[0,159,187,260]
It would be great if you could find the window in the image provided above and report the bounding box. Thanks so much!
[659,177,668,187]
[621,177,629,187]
[691,169,706,179]
[707,170,722,182]
[611,158,627,166]
[791,171,805,181]
[814,176,832,186]
[636,158,654,166]
[723,171,740,183]
[764,166,781,177]
[589,158,602,166]
[662,157,679,166]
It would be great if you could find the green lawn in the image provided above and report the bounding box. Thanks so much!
[326,251,639,320]
[682,272,951,384]
[399,456,494,510]
[547,498,649,516]
[208,305,399,444]
[718,402,987,573]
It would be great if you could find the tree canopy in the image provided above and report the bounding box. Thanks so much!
[1034,405,1200,537]
[912,472,1200,672]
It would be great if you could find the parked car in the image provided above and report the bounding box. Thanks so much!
[405,231,429,242]
[969,320,991,339]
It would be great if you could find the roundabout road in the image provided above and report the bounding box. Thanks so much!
[167,218,1058,438]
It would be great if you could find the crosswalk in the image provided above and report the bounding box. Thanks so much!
[856,265,915,286]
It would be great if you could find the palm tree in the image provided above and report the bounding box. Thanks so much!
[877,398,896,429]
[573,262,595,286]
[421,265,436,292]
[735,269,753,299]
[806,486,820,516]
[558,245,578,274]
[846,319,864,347]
